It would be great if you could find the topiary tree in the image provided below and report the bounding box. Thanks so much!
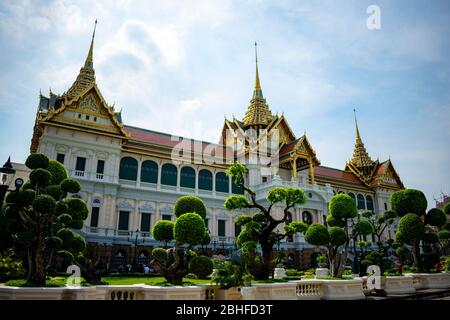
[390,189,427,217]
[152,220,174,248]
[304,194,373,277]
[0,153,88,286]
[150,195,209,284]
[224,162,308,280]
[443,203,450,216]
[188,256,213,279]
[392,189,447,272]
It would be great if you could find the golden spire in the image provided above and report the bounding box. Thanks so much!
[64,20,97,100]
[243,42,273,127]
[253,42,262,97]
[84,19,97,69]
[350,109,373,168]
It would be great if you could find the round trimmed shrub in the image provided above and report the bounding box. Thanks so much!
[443,222,450,232]
[16,189,36,207]
[173,212,206,244]
[68,234,86,252]
[443,202,450,215]
[56,228,74,243]
[60,179,81,194]
[152,248,167,262]
[328,194,357,219]
[305,223,330,246]
[437,230,450,240]
[32,195,56,214]
[47,160,68,185]
[189,256,213,279]
[25,153,49,169]
[422,232,439,244]
[152,220,174,242]
[5,191,18,204]
[45,236,63,249]
[426,208,447,227]
[329,226,347,246]
[174,196,207,218]
[241,240,257,253]
[64,198,88,220]
[70,219,84,230]
[58,250,74,262]
[396,213,424,242]
[58,213,73,226]
[55,202,69,215]
[390,189,427,217]
[45,185,62,201]
[355,220,374,235]
[326,215,345,227]
[29,168,52,187]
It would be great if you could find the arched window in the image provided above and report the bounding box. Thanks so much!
[161,163,177,186]
[198,169,213,191]
[215,172,229,193]
[366,195,374,212]
[302,211,313,225]
[180,166,195,188]
[231,177,244,194]
[357,194,366,210]
[141,160,158,183]
[119,157,138,181]
[348,193,356,207]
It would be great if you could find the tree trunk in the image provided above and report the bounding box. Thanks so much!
[259,243,272,280]
[411,240,422,271]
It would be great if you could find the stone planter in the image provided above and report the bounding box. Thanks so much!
[214,287,242,300]
[404,273,450,290]
[321,279,365,300]
[252,282,297,300]
[240,287,257,300]
[141,285,203,300]
[381,276,415,295]
[0,286,68,300]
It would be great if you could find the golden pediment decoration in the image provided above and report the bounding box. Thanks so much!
[79,94,100,113]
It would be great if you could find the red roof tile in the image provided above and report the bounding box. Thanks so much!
[314,166,363,185]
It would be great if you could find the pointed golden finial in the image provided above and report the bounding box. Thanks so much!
[354,108,361,143]
[253,41,262,97]
[84,19,97,69]
[350,108,373,169]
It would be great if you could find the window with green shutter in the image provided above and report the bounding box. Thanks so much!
[119,157,138,181]
[198,169,212,190]
[76,157,86,171]
[180,166,195,188]
[215,172,229,193]
[218,220,226,237]
[90,207,99,227]
[140,213,151,232]
[141,160,158,183]
[161,163,177,186]
[118,211,130,231]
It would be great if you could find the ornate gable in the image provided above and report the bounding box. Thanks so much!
[40,83,129,137]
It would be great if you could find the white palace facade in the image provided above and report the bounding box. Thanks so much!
[29,27,405,269]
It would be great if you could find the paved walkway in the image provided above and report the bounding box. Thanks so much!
[366,289,450,300]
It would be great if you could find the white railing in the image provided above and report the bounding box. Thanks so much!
[96,173,104,180]
[295,280,323,299]
[74,170,85,177]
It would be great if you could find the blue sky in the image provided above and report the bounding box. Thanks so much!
[0,0,449,208]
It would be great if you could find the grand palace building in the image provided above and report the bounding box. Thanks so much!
[29,26,405,270]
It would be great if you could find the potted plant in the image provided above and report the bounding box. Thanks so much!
[211,260,244,300]
[317,254,327,268]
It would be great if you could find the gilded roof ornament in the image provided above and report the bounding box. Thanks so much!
[242,42,274,127]
[350,109,373,168]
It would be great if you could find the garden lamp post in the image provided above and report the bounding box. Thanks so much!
[0,157,23,204]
